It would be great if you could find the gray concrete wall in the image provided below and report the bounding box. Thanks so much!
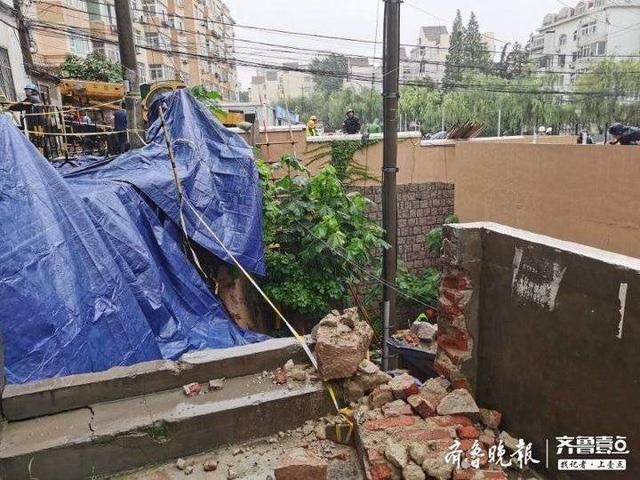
[441,223,640,480]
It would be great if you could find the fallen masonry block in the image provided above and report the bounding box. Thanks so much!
[422,456,454,480]
[389,373,420,400]
[457,425,480,439]
[369,384,395,409]
[182,383,201,397]
[410,321,438,343]
[314,308,373,381]
[274,447,328,480]
[437,389,480,418]
[403,462,426,480]
[383,399,414,418]
[479,408,502,430]
[385,442,409,469]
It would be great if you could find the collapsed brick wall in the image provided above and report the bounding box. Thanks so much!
[351,182,455,324]
[354,182,455,273]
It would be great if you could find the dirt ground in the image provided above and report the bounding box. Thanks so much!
[114,419,364,480]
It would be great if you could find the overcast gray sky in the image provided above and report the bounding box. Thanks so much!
[225,0,564,88]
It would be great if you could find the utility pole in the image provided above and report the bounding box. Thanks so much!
[381,0,401,371]
[114,0,144,148]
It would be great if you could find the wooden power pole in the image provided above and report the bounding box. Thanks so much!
[381,0,401,370]
[114,0,144,148]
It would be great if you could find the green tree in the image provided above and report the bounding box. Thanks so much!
[310,54,349,95]
[259,156,387,316]
[573,59,640,127]
[443,10,466,90]
[463,12,492,74]
[496,42,530,80]
[59,52,122,82]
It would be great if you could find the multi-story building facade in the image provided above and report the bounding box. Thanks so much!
[528,0,640,88]
[249,64,313,105]
[29,0,238,100]
[0,0,27,101]
[406,26,497,85]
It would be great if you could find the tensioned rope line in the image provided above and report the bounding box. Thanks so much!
[293,220,439,310]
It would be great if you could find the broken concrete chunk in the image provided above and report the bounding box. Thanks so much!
[289,368,308,382]
[422,456,454,480]
[407,394,438,419]
[175,458,187,470]
[184,465,194,475]
[208,378,225,390]
[343,379,366,404]
[383,399,413,418]
[408,443,428,465]
[227,467,239,479]
[284,359,295,372]
[436,389,479,417]
[403,463,426,480]
[182,383,201,397]
[315,308,373,381]
[273,368,288,385]
[385,442,408,469]
[479,408,502,430]
[369,384,395,409]
[274,447,328,480]
[389,373,420,400]
[421,377,449,396]
[358,359,380,375]
[203,459,218,472]
[410,321,438,343]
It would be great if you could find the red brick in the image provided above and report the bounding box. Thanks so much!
[428,415,473,428]
[407,394,439,419]
[452,379,473,391]
[441,275,471,290]
[457,425,479,439]
[362,415,416,431]
[438,295,464,318]
[453,469,474,480]
[368,462,394,480]
[367,448,384,463]
[402,427,453,442]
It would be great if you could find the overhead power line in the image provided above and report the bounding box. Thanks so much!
[31,20,640,98]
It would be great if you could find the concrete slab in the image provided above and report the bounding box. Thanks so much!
[0,373,334,480]
[2,337,307,421]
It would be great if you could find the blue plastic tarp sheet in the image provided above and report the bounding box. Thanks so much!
[0,90,268,384]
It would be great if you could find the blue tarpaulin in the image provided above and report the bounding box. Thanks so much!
[0,90,267,384]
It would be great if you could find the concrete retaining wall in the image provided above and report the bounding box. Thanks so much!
[436,222,640,479]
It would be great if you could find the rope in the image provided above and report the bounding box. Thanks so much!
[15,98,124,117]
[23,128,143,137]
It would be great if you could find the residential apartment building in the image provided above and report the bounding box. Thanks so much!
[406,25,496,85]
[0,0,27,101]
[28,0,238,100]
[249,64,313,105]
[528,0,640,88]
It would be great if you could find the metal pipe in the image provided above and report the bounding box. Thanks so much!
[381,0,401,370]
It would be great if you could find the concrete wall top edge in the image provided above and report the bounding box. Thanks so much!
[451,222,640,271]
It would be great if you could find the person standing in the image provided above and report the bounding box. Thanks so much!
[305,115,318,137]
[113,103,129,154]
[342,109,361,135]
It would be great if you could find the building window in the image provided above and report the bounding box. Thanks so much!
[573,30,577,40]
[558,54,566,67]
[149,64,165,81]
[66,0,86,11]
[145,32,160,48]
[69,34,91,56]
[572,51,578,62]
[559,34,567,46]
[595,41,606,55]
[0,48,16,101]
[137,62,147,83]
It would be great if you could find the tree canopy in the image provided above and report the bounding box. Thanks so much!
[59,52,123,83]
[310,54,349,95]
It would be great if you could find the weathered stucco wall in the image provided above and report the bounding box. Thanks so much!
[453,143,640,259]
[437,222,640,480]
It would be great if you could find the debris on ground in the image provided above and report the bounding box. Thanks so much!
[202,458,218,471]
[208,378,225,390]
[314,307,374,381]
[275,447,329,480]
[175,458,187,470]
[182,382,202,397]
